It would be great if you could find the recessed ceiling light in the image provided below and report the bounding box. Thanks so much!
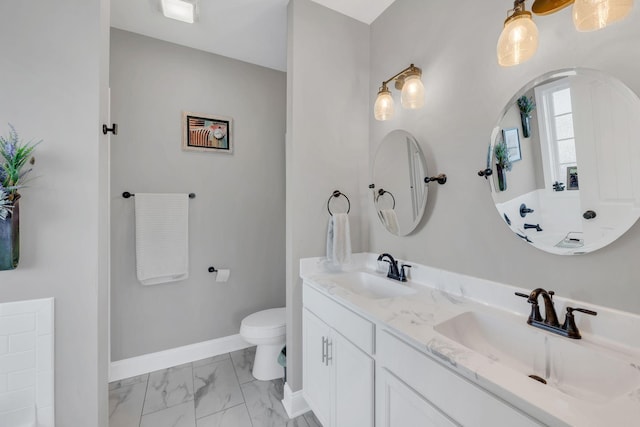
[161,0,197,24]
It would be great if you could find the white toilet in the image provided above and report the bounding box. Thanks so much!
[240,307,286,381]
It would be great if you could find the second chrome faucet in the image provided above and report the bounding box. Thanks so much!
[516,288,597,339]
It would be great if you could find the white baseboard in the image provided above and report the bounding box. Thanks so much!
[110,334,250,382]
[282,382,310,419]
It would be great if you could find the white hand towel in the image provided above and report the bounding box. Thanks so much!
[135,193,189,285]
[380,209,400,234]
[326,213,352,266]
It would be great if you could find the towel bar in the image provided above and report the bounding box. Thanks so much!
[123,192,196,199]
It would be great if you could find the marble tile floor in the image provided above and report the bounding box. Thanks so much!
[109,347,322,427]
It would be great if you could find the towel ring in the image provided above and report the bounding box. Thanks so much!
[375,189,396,209]
[327,190,351,216]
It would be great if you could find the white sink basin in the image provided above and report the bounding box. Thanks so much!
[321,271,417,299]
[434,311,640,403]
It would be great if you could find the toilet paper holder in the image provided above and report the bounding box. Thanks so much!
[209,266,230,282]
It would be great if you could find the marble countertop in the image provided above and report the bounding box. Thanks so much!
[300,253,640,427]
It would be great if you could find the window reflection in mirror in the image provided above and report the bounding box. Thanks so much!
[536,80,578,190]
[540,82,577,186]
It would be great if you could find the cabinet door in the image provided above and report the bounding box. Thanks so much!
[334,332,374,427]
[378,368,459,427]
[303,309,332,427]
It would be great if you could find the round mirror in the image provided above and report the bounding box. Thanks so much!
[372,130,428,236]
[488,68,640,255]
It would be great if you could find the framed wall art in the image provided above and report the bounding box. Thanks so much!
[182,111,233,153]
[567,166,579,190]
[502,127,522,162]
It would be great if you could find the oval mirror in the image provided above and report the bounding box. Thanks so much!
[372,130,428,236]
[488,68,640,255]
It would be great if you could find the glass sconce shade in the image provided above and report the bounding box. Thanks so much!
[401,75,425,109]
[374,86,395,121]
[497,13,539,66]
[573,0,633,31]
[373,64,424,120]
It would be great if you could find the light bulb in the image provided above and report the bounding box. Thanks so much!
[497,13,539,66]
[374,86,394,121]
[573,0,633,31]
[401,75,425,109]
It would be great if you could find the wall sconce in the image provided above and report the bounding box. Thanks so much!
[497,0,633,67]
[374,64,425,121]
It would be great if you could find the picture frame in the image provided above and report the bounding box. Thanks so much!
[567,166,579,190]
[502,128,522,162]
[182,111,233,153]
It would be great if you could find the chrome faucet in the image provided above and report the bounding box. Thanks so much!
[516,288,597,339]
[377,253,410,282]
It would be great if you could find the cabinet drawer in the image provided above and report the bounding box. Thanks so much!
[304,283,375,355]
[377,330,542,427]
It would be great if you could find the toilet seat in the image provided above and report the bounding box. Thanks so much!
[240,307,286,339]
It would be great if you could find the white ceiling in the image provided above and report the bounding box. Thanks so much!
[311,0,396,25]
[110,0,396,72]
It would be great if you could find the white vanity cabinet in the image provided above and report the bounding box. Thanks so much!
[300,257,640,426]
[376,330,544,427]
[303,284,375,427]
[303,280,545,427]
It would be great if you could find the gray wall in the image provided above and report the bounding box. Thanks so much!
[110,30,286,360]
[286,0,370,392]
[369,1,640,314]
[0,0,110,425]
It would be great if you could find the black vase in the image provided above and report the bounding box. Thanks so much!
[521,113,531,138]
[0,200,20,270]
[496,164,507,192]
